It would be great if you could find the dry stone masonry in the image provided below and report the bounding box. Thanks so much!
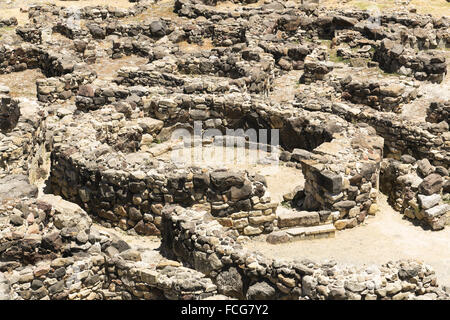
[0,0,449,300]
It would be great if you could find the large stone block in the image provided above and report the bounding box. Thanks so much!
[277,208,320,228]
[419,174,444,195]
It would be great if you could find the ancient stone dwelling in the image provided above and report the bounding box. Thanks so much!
[0,0,449,300]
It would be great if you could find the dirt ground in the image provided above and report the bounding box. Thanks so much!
[91,55,149,81]
[0,69,44,98]
[248,193,450,287]
[92,224,164,266]
[159,145,305,203]
[321,0,450,17]
[269,70,303,104]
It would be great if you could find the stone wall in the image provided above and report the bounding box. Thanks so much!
[175,49,275,93]
[111,37,155,59]
[27,3,150,23]
[115,67,240,95]
[0,44,77,77]
[16,24,43,44]
[300,55,333,84]
[161,205,449,300]
[340,77,417,112]
[374,39,447,83]
[36,68,97,103]
[308,99,450,168]
[0,196,217,300]
[0,94,48,180]
[0,95,20,133]
[48,89,386,236]
[380,158,450,230]
[115,68,185,88]
[300,156,380,231]
[48,146,278,236]
[104,19,174,40]
[75,82,141,111]
[426,101,449,124]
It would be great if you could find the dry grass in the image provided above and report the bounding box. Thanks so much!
[121,0,179,23]
[321,0,450,17]
[177,38,215,53]
[215,0,266,10]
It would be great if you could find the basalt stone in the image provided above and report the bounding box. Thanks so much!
[0,96,20,133]
[279,151,292,162]
[246,281,277,300]
[360,163,377,180]
[84,275,100,287]
[333,201,356,210]
[234,199,252,212]
[266,231,291,244]
[48,280,64,295]
[210,171,245,191]
[111,240,131,253]
[9,214,24,226]
[53,267,66,279]
[31,279,44,290]
[328,286,347,300]
[230,182,252,201]
[134,221,160,236]
[119,249,141,262]
[129,181,146,193]
[291,149,312,162]
[318,171,343,194]
[349,174,363,186]
[418,194,441,210]
[86,23,105,39]
[333,15,357,27]
[444,180,450,194]
[400,155,416,164]
[419,174,444,195]
[193,173,210,189]
[105,246,119,257]
[417,159,434,177]
[128,207,143,221]
[216,267,244,299]
[434,166,448,177]
[252,174,267,188]
[78,85,95,98]
[150,21,167,37]
[42,232,63,252]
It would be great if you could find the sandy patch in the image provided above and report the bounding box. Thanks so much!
[247,193,450,287]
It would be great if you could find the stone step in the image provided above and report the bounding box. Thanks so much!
[277,207,320,228]
[267,224,336,244]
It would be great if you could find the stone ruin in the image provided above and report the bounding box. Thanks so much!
[0,0,449,300]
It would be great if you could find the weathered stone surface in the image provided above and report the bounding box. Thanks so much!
[418,194,441,210]
[266,231,291,244]
[277,209,320,228]
[246,281,277,300]
[0,175,38,201]
[1,0,449,302]
[419,174,444,195]
[215,267,244,298]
